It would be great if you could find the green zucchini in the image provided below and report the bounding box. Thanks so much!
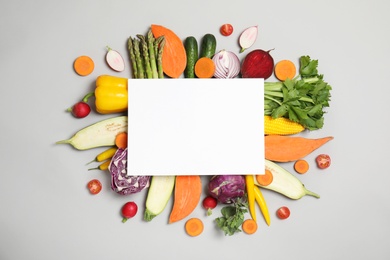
[144,176,176,222]
[184,36,198,78]
[200,33,217,59]
[254,160,320,199]
[55,116,128,150]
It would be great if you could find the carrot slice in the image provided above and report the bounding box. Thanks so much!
[242,219,258,234]
[274,59,296,81]
[185,218,204,237]
[256,169,273,186]
[115,132,128,149]
[74,55,94,76]
[194,57,215,78]
[294,159,309,174]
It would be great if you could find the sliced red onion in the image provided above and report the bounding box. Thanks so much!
[109,148,150,195]
[212,50,241,79]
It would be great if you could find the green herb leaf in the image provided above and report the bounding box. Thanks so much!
[215,198,248,236]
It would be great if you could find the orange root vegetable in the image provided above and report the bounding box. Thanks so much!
[242,219,258,234]
[185,218,204,237]
[265,135,334,162]
[194,57,215,78]
[115,132,128,149]
[274,59,296,81]
[255,169,273,186]
[151,24,187,78]
[169,175,202,224]
[294,159,309,174]
[73,55,94,76]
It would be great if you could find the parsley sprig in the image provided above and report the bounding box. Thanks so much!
[264,56,332,130]
[215,198,248,236]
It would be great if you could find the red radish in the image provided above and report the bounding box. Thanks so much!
[202,196,218,216]
[241,49,274,79]
[106,46,125,72]
[239,25,258,53]
[121,201,138,223]
[66,92,94,118]
[67,102,91,118]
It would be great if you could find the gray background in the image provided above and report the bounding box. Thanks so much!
[1,0,389,259]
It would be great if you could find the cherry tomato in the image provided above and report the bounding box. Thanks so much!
[316,154,331,169]
[87,179,102,195]
[121,201,138,223]
[276,206,290,219]
[220,24,234,36]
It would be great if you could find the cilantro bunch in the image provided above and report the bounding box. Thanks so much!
[264,56,332,130]
[215,198,248,236]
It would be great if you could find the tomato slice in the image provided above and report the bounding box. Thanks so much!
[316,154,331,169]
[220,24,233,36]
[276,206,290,219]
[87,179,102,194]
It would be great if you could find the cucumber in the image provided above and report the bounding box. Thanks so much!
[144,176,176,222]
[254,160,320,199]
[200,33,217,59]
[184,36,198,78]
[55,116,128,150]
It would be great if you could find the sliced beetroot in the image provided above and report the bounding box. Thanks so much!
[241,49,274,79]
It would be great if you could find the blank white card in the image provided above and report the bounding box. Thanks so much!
[127,78,264,175]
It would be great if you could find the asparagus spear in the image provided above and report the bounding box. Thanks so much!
[127,37,138,79]
[137,34,153,79]
[132,38,144,79]
[155,36,165,79]
[147,30,159,79]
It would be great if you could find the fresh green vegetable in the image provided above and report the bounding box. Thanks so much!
[144,176,175,222]
[184,36,198,78]
[55,116,128,150]
[215,198,248,236]
[199,33,216,59]
[264,56,332,130]
[254,160,320,199]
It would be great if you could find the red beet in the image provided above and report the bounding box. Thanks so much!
[67,101,91,118]
[241,49,274,79]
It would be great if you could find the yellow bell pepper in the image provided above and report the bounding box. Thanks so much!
[94,75,128,114]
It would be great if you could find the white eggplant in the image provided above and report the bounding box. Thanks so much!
[56,116,128,150]
[254,160,320,199]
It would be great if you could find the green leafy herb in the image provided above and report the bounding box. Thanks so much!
[264,56,332,130]
[215,198,248,236]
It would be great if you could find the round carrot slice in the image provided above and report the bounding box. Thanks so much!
[185,218,204,237]
[74,55,94,76]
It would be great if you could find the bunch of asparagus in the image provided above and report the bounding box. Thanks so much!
[128,29,165,79]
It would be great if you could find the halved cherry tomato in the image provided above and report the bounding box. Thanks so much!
[316,154,331,169]
[276,206,290,219]
[220,24,234,36]
[87,179,102,195]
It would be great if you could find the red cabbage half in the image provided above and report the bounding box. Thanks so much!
[208,175,246,204]
[109,148,150,195]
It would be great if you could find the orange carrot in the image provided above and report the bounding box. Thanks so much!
[185,218,204,237]
[151,24,187,78]
[242,219,258,234]
[74,55,94,76]
[256,169,273,186]
[169,175,202,223]
[194,57,215,78]
[294,159,309,174]
[265,135,334,162]
[274,59,296,81]
[115,132,128,149]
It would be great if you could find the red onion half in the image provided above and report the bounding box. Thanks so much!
[212,50,241,78]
